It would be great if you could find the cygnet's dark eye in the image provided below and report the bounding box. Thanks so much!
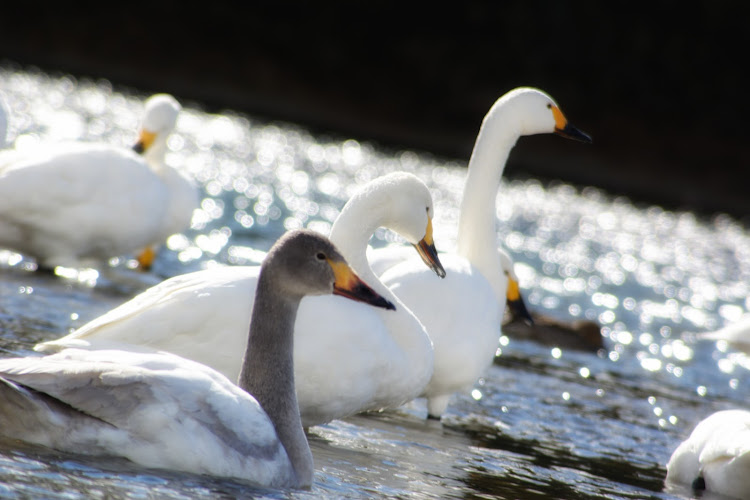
[316,252,326,261]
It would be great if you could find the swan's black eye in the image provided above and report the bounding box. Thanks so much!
[316,252,326,261]
[546,103,552,109]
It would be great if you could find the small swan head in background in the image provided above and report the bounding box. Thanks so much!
[132,93,181,157]
[271,229,396,311]
[498,249,533,325]
[498,248,604,353]
[496,87,592,144]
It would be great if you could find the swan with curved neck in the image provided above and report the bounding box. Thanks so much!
[0,93,198,270]
[37,172,444,427]
[379,87,592,418]
[0,230,394,488]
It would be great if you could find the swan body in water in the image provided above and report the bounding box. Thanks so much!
[37,172,444,427]
[0,93,198,270]
[666,409,750,499]
[0,230,394,488]
[372,87,591,418]
[697,313,750,354]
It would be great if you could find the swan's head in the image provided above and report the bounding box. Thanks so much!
[380,172,446,278]
[498,248,533,324]
[133,93,181,154]
[265,229,395,310]
[494,87,592,143]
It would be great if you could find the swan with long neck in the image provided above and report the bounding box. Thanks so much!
[36,172,444,427]
[0,93,198,270]
[0,230,394,488]
[379,87,592,418]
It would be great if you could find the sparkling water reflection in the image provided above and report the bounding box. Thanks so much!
[0,66,748,499]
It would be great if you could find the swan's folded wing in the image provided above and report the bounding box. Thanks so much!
[0,350,180,425]
[0,349,294,484]
[35,266,260,354]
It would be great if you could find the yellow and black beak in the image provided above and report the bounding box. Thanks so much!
[132,129,157,154]
[413,218,446,278]
[550,105,592,144]
[328,259,396,311]
[507,277,533,325]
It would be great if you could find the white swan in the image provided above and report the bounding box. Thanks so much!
[36,172,445,427]
[0,93,198,270]
[0,230,394,488]
[375,87,591,418]
[697,313,750,354]
[666,409,750,499]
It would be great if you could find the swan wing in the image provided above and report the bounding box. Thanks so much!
[0,349,294,485]
[36,266,259,382]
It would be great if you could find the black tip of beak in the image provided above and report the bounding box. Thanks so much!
[381,298,397,311]
[508,297,534,326]
[132,141,146,154]
[361,287,396,310]
[555,123,592,144]
[416,241,447,279]
[334,283,396,311]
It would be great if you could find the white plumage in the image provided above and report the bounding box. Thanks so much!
[0,93,198,269]
[666,409,750,499]
[372,87,591,418]
[698,313,750,354]
[37,172,443,427]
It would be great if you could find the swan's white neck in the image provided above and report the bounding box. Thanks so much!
[143,138,169,173]
[159,167,197,236]
[329,196,396,300]
[456,101,521,301]
[329,189,432,367]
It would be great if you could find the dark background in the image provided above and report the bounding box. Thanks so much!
[1,2,748,218]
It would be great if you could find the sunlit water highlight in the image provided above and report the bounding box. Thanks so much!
[0,66,748,499]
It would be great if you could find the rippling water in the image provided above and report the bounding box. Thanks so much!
[0,66,748,499]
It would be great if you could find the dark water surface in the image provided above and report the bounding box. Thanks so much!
[0,67,748,499]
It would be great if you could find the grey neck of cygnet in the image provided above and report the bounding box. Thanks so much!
[237,272,313,488]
